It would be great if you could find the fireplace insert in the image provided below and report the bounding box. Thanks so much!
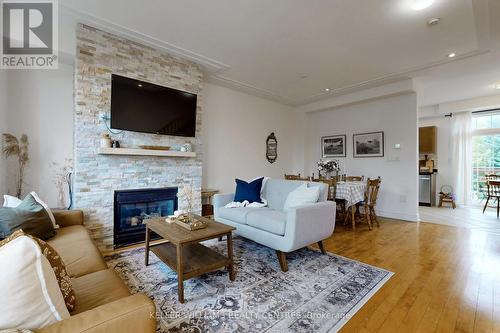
[114,187,178,248]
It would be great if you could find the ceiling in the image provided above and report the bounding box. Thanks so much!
[59,0,499,106]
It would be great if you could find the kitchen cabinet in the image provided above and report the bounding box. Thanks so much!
[419,126,437,154]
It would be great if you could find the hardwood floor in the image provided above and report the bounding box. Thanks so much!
[318,217,500,333]
[419,206,500,235]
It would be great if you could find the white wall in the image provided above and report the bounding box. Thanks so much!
[4,64,74,207]
[305,93,419,221]
[0,71,8,197]
[2,74,303,203]
[202,82,302,193]
[418,116,453,205]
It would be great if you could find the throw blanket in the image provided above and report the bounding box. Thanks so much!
[225,177,269,208]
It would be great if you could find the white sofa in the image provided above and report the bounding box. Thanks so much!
[214,179,336,271]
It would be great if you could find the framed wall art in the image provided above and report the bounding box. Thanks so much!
[321,135,346,158]
[353,131,384,158]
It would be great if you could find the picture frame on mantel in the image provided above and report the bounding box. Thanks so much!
[321,135,346,158]
[353,131,384,158]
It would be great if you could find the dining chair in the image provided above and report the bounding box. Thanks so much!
[345,177,381,231]
[312,178,337,201]
[485,174,500,181]
[362,178,382,228]
[346,176,364,182]
[284,173,302,180]
[483,180,500,218]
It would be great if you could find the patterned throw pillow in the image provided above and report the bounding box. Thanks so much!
[0,230,76,312]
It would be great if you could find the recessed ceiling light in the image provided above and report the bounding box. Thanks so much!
[138,84,143,87]
[325,88,330,92]
[448,53,456,58]
[411,0,434,11]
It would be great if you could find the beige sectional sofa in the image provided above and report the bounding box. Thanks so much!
[36,210,156,333]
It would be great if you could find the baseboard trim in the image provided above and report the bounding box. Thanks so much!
[376,210,419,222]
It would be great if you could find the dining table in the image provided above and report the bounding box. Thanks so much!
[333,181,367,223]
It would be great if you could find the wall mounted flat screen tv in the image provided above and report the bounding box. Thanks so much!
[110,74,197,137]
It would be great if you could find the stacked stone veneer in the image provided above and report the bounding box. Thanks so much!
[74,24,203,252]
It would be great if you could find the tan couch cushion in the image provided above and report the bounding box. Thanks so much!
[0,232,70,329]
[71,269,130,314]
[47,226,107,278]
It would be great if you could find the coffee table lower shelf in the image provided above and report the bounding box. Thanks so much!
[145,216,235,303]
[150,242,231,280]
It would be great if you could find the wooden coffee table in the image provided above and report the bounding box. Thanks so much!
[144,215,236,303]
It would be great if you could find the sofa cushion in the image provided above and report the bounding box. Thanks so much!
[263,179,305,211]
[71,269,130,314]
[3,192,59,229]
[22,232,76,312]
[217,207,257,225]
[47,226,107,278]
[0,193,56,240]
[283,183,321,211]
[234,177,264,203]
[246,209,287,236]
[0,231,70,330]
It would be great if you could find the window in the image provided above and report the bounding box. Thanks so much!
[472,111,500,201]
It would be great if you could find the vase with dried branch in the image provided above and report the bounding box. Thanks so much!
[2,133,29,198]
[50,158,73,209]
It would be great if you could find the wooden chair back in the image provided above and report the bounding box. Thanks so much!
[284,173,301,180]
[485,174,500,181]
[346,176,364,182]
[313,178,337,200]
[487,180,500,197]
[365,178,381,207]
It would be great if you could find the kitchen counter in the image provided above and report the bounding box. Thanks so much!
[419,169,438,175]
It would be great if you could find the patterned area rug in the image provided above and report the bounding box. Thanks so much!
[105,237,392,333]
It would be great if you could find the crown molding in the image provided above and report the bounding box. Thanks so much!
[299,49,490,106]
[207,75,295,106]
[60,4,230,74]
[60,2,494,108]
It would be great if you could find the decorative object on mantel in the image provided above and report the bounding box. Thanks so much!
[353,131,384,158]
[2,133,29,198]
[321,135,346,158]
[50,158,73,209]
[266,132,278,164]
[138,145,171,151]
[317,159,340,179]
[111,140,120,148]
[100,133,112,148]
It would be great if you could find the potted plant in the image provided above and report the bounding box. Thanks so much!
[2,133,29,198]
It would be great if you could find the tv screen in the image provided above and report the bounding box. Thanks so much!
[110,74,197,137]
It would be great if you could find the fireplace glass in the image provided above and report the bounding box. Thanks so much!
[114,187,178,248]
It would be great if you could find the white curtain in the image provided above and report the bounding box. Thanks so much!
[451,111,472,205]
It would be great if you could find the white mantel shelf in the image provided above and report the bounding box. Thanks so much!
[98,147,196,158]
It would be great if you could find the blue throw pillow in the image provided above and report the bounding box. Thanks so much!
[234,178,264,203]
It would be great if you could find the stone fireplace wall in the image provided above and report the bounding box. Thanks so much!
[74,24,203,252]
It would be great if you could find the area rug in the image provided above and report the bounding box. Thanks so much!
[105,237,393,333]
